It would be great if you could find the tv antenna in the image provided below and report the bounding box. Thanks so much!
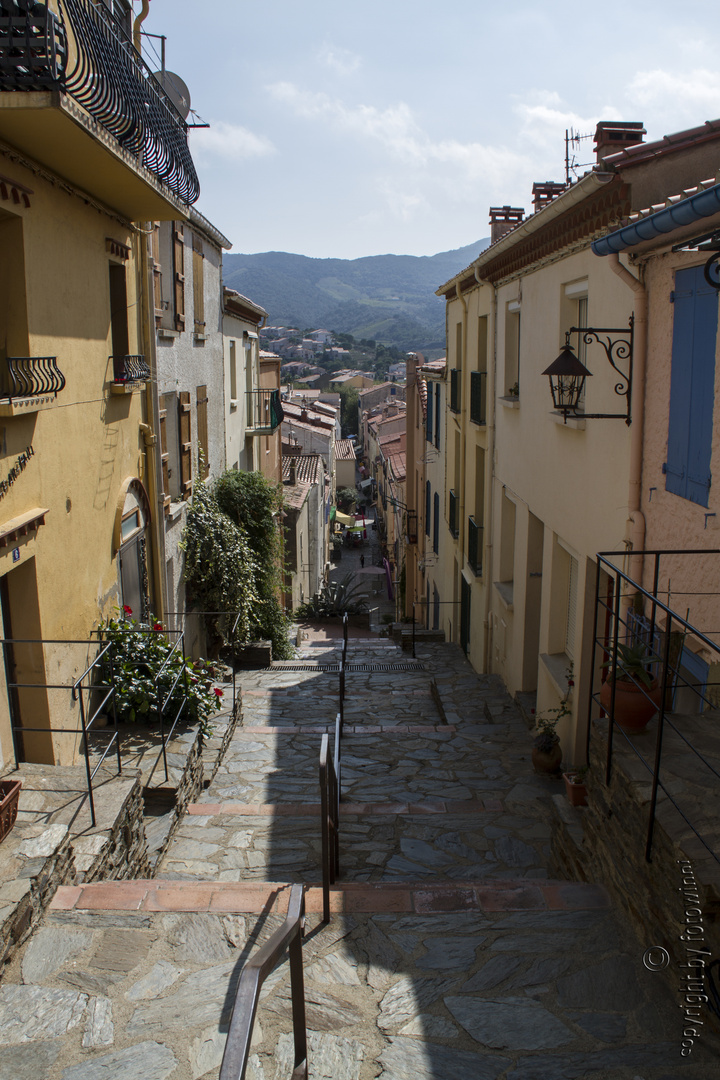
[565,128,593,185]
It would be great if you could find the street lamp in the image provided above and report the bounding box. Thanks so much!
[542,316,634,425]
[542,338,592,419]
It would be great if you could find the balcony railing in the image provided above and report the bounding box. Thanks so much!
[450,368,461,413]
[112,354,150,384]
[247,388,284,434]
[468,516,482,575]
[470,371,487,425]
[0,0,199,205]
[3,355,65,399]
[448,489,459,538]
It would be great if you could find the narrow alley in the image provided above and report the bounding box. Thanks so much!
[1,631,716,1080]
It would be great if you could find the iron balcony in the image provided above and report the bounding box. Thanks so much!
[247,389,284,434]
[112,354,150,386]
[0,0,199,217]
[0,355,66,415]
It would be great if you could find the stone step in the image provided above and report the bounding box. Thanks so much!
[50,878,611,915]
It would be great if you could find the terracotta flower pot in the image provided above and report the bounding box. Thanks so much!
[563,772,588,807]
[600,677,662,732]
[532,738,562,776]
[0,778,22,843]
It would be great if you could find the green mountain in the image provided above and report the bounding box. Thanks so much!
[222,240,490,353]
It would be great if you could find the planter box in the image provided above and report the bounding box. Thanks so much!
[0,778,22,843]
[563,772,588,807]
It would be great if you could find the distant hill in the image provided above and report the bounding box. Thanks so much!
[222,240,490,353]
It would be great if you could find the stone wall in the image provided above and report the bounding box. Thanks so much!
[551,717,720,1031]
[81,777,150,883]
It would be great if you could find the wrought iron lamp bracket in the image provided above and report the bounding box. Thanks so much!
[567,315,634,425]
[704,251,720,291]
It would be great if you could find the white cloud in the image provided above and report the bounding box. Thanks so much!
[317,42,362,75]
[266,82,526,188]
[627,68,720,117]
[192,122,275,162]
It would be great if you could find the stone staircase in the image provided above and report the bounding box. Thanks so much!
[0,635,717,1079]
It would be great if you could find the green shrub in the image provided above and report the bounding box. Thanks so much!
[97,611,222,736]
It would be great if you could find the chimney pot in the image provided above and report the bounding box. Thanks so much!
[532,181,566,213]
[594,121,646,165]
[489,205,525,245]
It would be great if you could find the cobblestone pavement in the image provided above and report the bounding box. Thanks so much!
[1,635,719,1079]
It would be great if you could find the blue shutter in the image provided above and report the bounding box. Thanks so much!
[426,385,433,443]
[666,265,717,506]
[425,481,431,536]
[433,492,439,554]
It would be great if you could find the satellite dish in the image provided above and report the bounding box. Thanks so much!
[153,70,191,120]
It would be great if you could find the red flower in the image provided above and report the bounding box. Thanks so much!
[214,688,224,698]
[123,605,133,615]
[153,622,163,631]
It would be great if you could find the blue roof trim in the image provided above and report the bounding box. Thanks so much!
[592,183,720,256]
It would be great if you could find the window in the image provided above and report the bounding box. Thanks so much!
[504,301,520,396]
[450,368,461,412]
[665,265,718,506]
[108,263,129,358]
[425,481,431,537]
[159,405,171,510]
[563,281,588,411]
[229,341,237,404]
[565,554,578,659]
[433,492,440,554]
[448,489,459,538]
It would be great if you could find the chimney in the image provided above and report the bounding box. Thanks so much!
[288,459,297,486]
[532,181,565,213]
[594,121,646,165]
[489,206,525,245]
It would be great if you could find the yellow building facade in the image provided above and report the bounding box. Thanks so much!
[0,0,199,765]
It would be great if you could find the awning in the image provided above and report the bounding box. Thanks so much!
[336,511,356,526]
[592,182,720,256]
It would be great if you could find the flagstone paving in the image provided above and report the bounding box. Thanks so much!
[1,633,718,1078]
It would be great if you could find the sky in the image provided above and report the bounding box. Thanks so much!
[141,0,720,260]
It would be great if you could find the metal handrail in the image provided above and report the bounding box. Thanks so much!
[0,636,122,827]
[590,549,720,864]
[319,722,340,924]
[220,884,307,1080]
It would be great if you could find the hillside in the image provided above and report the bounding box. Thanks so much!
[223,240,490,353]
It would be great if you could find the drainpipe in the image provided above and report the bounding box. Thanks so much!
[608,253,648,591]
[133,0,151,54]
[455,281,468,576]
[479,268,497,673]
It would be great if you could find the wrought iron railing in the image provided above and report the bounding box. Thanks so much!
[470,370,487,425]
[468,516,482,575]
[247,388,284,434]
[448,489,459,538]
[0,0,200,205]
[589,549,720,864]
[450,368,461,413]
[4,355,66,399]
[220,884,308,1080]
[112,354,150,384]
[319,719,340,925]
[1,636,121,828]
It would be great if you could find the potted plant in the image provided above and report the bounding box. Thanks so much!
[563,765,588,807]
[531,664,573,776]
[600,641,662,732]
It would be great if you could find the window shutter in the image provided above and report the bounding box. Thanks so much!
[159,408,171,511]
[666,265,717,506]
[425,481,431,537]
[565,555,578,659]
[196,384,209,479]
[426,384,433,443]
[178,391,192,498]
[433,491,440,554]
[192,232,205,332]
[173,222,185,331]
[434,384,440,447]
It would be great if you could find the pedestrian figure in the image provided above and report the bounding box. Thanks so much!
[360,554,365,568]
